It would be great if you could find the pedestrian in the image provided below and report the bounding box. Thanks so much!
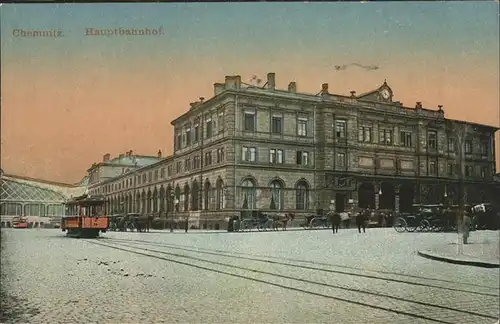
[356,208,368,233]
[462,212,471,244]
[332,212,341,234]
[184,218,189,233]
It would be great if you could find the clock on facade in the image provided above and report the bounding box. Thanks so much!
[381,89,390,99]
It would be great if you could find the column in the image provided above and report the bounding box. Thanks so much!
[394,184,401,215]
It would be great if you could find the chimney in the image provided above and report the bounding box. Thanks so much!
[321,83,329,94]
[158,149,162,158]
[118,153,124,159]
[350,91,356,98]
[125,151,130,157]
[438,105,443,111]
[189,102,199,109]
[288,82,296,93]
[415,102,422,109]
[214,83,225,96]
[103,153,110,162]
[267,72,276,90]
[224,75,241,90]
[129,150,133,156]
[199,97,205,103]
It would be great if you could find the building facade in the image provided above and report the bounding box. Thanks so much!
[87,73,499,229]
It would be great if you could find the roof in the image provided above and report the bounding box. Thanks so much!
[170,75,498,131]
[0,171,87,200]
[1,178,67,203]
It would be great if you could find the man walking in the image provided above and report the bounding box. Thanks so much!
[356,208,369,233]
[462,211,472,244]
[331,212,341,234]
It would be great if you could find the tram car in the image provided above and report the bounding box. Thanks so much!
[12,216,29,229]
[61,194,109,238]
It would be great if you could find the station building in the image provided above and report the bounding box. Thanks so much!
[83,72,499,229]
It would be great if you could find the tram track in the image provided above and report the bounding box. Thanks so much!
[86,239,499,324]
[106,237,499,297]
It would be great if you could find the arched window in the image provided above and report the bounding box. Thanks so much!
[152,188,158,213]
[147,190,152,213]
[191,181,200,211]
[296,181,309,210]
[241,178,256,209]
[141,191,147,214]
[174,186,181,212]
[270,180,283,210]
[216,179,224,210]
[183,184,190,211]
[204,180,211,210]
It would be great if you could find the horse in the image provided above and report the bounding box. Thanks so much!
[135,214,153,233]
[272,212,295,231]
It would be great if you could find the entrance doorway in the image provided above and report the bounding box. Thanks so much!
[335,193,346,212]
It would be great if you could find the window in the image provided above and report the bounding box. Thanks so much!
[194,120,200,142]
[206,118,212,139]
[176,161,182,173]
[335,120,346,138]
[379,129,393,145]
[193,156,201,169]
[244,111,256,132]
[184,159,191,171]
[336,153,346,167]
[296,151,309,165]
[185,126,191,146]
[176,133,182,150]
[429,161,436,175]
[480,141,488,156]
[204,152,212,166]
[142,174,146,183]
[270,149,284,164]
[465,140,472,154]
[241,178,256,209]
[465,165,473,177]
[358,126,372,142]
[427,131,437,149]
[242,147,256,162]
[271,116,282,134]
[447,163,454,176]
[447,137,455,152]
[154,170,159,180]
[481,166,488,178]
[400,131,412,147]
[218,111,225,133]
[216,179,224,210]
[167,165,172,176]
[295,181,309,210]
[217,148,225,163]
[160,168,165,178]
[270,180,283,210]
[297,117,307,136]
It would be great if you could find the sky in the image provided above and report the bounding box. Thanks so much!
[1,2,499,183]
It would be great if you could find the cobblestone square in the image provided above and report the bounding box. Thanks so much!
[1,228,499,324]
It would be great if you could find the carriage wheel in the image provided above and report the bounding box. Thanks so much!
[393,217,407,233]
[417,219,431,232]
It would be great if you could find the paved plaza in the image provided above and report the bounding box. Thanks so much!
[1,227,499,324]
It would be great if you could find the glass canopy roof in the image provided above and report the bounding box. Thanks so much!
[0,179,66,203]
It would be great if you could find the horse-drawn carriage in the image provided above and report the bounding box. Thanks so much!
[393,203,483,233]
[393,204,449,233]
[108,213,152,232]
[472,203,500,230]
[228,211,295,232]
[301,214,330,229]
